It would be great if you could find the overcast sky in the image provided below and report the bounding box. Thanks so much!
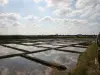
[0,0,100,35]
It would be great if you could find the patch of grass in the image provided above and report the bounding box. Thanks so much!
[71,43,99,75]
[50,43,99,75]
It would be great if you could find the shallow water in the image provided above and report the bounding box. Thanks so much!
[0,39,87,75]
[0,46,23,56]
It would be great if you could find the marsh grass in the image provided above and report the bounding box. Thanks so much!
[71,43,99,75]
[50,43,100,75]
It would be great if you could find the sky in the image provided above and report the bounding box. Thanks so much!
[0,0,100,35]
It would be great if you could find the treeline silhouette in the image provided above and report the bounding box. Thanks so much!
[0,35,96,40]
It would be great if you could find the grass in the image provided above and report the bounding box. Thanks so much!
[71,43,99,75]
[50,42,99,75]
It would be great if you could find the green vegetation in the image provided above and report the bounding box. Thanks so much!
[51,42,100,75]
[71,43,99,75]
[0,35,96,40]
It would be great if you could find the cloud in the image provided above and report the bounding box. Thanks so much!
[40,16,54,23]
[24,15,40,26]
[0,12,99,35]
[44,0,73,17]
[39,17,100,34]
[24,16,98,35]
[61,19,100,34]
[39,16,88,26]
[50,0,100,23]
[68,9,84,17]
[45,0,71,8]
[75,0,100,9]
[0,0,8,6]
[71,0,100,21]
[0,13,23,35]
[33,0,43,3]
[0,13,21,20]
[0,13,21,27]
[24,15,40,22]
[52,8,72,17]
[78,4,100,21]
[63,19,88,25]
[38,6,45,11]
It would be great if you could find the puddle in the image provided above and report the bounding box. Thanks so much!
[37,44,60,48]
[22,43,34,45]
[0,39,88,75]
[0,46,23,56]
[59,47,86,52]
[28,50,79,69]
[0,57,50,75]
[4,44,47,52]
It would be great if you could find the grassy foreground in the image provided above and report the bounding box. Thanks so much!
[71,43,99,75]
[51,43,99,75]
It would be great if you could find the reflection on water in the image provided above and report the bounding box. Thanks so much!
[0,57,49,75]
[60,47,86,52]
[28,50,79,69]
[0,39,87,75]
[0,46,23,56]
[0,52,79,75]
[5,44,46,52]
